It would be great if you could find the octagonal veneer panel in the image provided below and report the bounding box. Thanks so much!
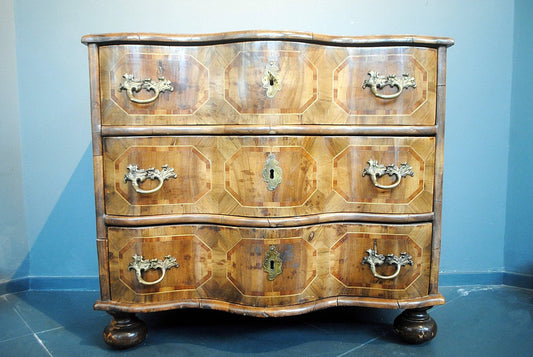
[334,54,426,115]
[109,53,209,116]
[227,237,316,297]
[225,51,317,114]
[330,232,422,290]
[114,145,211,206]
[332,48,437,126]
[118,234,213,294]
[333,145,424,205]
[225,146,317,207]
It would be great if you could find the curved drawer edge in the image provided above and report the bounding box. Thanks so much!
[101,125,438,137]
[104,212,434,228]
[82,31,454,48]
[94,294,445,316]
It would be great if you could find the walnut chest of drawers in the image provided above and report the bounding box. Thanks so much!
[82,31,453,348]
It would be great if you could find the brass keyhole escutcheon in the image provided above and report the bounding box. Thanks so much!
[262,153,282,191]
[262,61,282,98]
[263,245,283,281]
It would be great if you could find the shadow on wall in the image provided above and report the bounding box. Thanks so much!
[1,144,98,293]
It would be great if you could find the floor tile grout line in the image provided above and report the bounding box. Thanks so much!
[34,333,54,357]
[0,332,37,344]
[335,331,391,357]
[0,296,35,343]
[13,308,54,357]
[35,326,65,335]
[332,288,485,355]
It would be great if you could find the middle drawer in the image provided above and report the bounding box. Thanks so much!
[103,136,435,217]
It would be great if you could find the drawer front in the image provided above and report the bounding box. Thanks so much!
[103,136,435,216]
[107,223,432,306]
[99,44,436,126]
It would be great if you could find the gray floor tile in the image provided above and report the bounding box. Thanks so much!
[138,308,394,356]
[0,295,33,342]
[0,334,51,357]
[354,286,533,357]
[0,286,531,357]
[6,290,101,333]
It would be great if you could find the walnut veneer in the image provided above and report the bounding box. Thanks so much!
[82,31,453,348]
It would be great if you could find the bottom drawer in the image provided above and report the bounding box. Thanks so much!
[106,223,433,307]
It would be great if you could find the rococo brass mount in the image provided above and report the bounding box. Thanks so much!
[119,73,174,104]
[361,241,413,280]
[124,164,177,194]
[362,159,414,189]
[128,254,179,285]
[262,61,282,98]
[362,71,416,99]
[262,153,282,191]
[263,245,283,281]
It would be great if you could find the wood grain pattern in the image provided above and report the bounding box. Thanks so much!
[106,223,432,306]
[333,47,437,125]
[83,32,452,326]
[103,136,435,217]
[94,293,445,316]
[429,46,448,294]
[100,125,437,136]
[81,31,454,48]
[98,43,437,126]
[104,212,435,228]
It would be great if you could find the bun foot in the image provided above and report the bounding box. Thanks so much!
[393,307,437,344]
[103,312,147,349]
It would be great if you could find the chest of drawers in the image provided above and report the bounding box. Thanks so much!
[82,31,453,348]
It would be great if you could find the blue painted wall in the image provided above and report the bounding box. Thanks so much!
[2,0,528,284]
[505,0,533,276]
[0,0,29,284]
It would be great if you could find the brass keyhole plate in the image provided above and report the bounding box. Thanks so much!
[263,245,282,281]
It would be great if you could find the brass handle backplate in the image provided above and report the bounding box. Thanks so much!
[263,245,283,281]
[361,241,413,280]
[362,71,416,99]
[128,254,179,286]
[262,153,282,191]
[119,73,174,104]
[124,164,177,194]
[262,61,282,98]
[362,159,413,189]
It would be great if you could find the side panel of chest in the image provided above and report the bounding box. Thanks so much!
[103,136,435,216]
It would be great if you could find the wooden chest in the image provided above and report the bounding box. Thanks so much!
[82,31,453,348]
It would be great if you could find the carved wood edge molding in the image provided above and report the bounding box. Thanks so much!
[104,212,434,228]
[101,125,437,137]
[82,31,454,48]
[93,294,446,316]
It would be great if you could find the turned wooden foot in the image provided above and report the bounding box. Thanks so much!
[393,307,437,344]
[103,311,147,349]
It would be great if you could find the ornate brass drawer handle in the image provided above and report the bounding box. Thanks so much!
[119,73,174,104]
[361,241,413,280]
[262,153,282,191]
[128,254,179,286]
[124,164,177,194]
[263,245,283,281]
[362,159,414,190]
[362,71,416,99]
[262,61,282,98]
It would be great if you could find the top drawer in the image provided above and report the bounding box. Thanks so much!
[98,43,437,126]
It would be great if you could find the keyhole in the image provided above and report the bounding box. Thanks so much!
[270,259,275,270]
[270,169,275,179]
